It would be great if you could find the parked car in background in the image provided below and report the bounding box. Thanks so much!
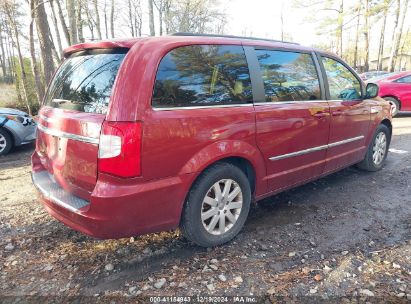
[0,108,37,156]
[368,71,411,116]
[32,34,392,247]
[359,70,389,81]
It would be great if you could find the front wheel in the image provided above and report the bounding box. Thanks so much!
[357,124,390,171]
[181,162,251,247]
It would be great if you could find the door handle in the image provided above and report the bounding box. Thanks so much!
[313,111,328,118]
[332,110,343,116]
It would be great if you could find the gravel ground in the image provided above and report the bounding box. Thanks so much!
[1,116,410,303]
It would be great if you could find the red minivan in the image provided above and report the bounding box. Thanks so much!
[32,34,392,247]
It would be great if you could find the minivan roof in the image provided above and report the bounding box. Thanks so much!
[63,35,321,57]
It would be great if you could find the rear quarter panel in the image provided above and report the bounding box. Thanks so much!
[141,106,267,197]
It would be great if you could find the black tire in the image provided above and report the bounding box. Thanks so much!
[384,97,400,117]
[181,162,251,247]
[0,128,12,156]
[357,124,390,172]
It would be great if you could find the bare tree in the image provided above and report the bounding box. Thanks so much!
[0,17,8,80]
[363,0,370,72]
[77,0,84,42]
[4,21,15,81]
[29,0,44,103]
[84,1,96,40]
[127,0,135,36]
[110,0,115,38]
[35,0,56,86]
[127,0,142,36]
[49,0,63,55]
[388,0,409,71]
[353,3,361,70]
[55,0,71,45]
[1,0,31,114]
[66,0,78,44]
[148,0,155,35]
[280,1,285,41]
[377,0,392,70]
[164,0,227,34]
[154,0,171,35]
[104,0,108,38]
[294,0,344,56]
[93,0,102,39]
[336,0,344,57]
[399,25,410,69]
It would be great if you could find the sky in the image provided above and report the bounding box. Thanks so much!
[223,0,318,45]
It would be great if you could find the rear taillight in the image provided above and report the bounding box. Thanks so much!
[98,121,142,178]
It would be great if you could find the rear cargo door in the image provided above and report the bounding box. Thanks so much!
[36,50,126,200]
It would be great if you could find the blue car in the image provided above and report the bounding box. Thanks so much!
[0,108,37,155]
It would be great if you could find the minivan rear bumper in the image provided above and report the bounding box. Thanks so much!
[32,154,195,239]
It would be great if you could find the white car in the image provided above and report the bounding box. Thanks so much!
[0,108,37,155]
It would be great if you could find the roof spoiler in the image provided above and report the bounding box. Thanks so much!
[63,41,132,58]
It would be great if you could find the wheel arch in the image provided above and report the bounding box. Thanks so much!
[382,95,401,109]
[380,118,392,137]
[0,126,15,147]
[178,140,267,197]
[202,156,256,195]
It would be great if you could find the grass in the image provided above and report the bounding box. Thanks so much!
[0,83,17,108]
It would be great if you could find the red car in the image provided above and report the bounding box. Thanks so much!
[370,71,411,116]
[32,34,392,247]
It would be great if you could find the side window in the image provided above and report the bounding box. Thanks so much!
[255,50,321,102]
[321,57,362,100]
[395,75,411,83]
[152,45,253,108]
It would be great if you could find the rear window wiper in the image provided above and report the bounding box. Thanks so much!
[52,99,70,104]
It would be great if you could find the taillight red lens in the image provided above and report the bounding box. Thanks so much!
[98,121,142,178]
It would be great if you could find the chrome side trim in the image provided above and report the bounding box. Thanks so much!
[37,123,99,144]
[152,103,254,111]
[254,100,330,106]
[269,144,328,161]
[269,135,365,161]
[328,136,364,148]
[153,100,331,110]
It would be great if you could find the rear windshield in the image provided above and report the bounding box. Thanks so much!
[45,50,126,114]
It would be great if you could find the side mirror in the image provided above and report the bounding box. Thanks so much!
[365,83,379,99]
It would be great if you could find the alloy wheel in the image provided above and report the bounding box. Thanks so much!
[201,179,243,236]
[0,134,6,153]
[372,131,387,166]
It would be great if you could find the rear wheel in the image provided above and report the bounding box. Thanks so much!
[0,128,12,156]
[384,97,400,117]
[358,124,390,171]
[181,162,251,247]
